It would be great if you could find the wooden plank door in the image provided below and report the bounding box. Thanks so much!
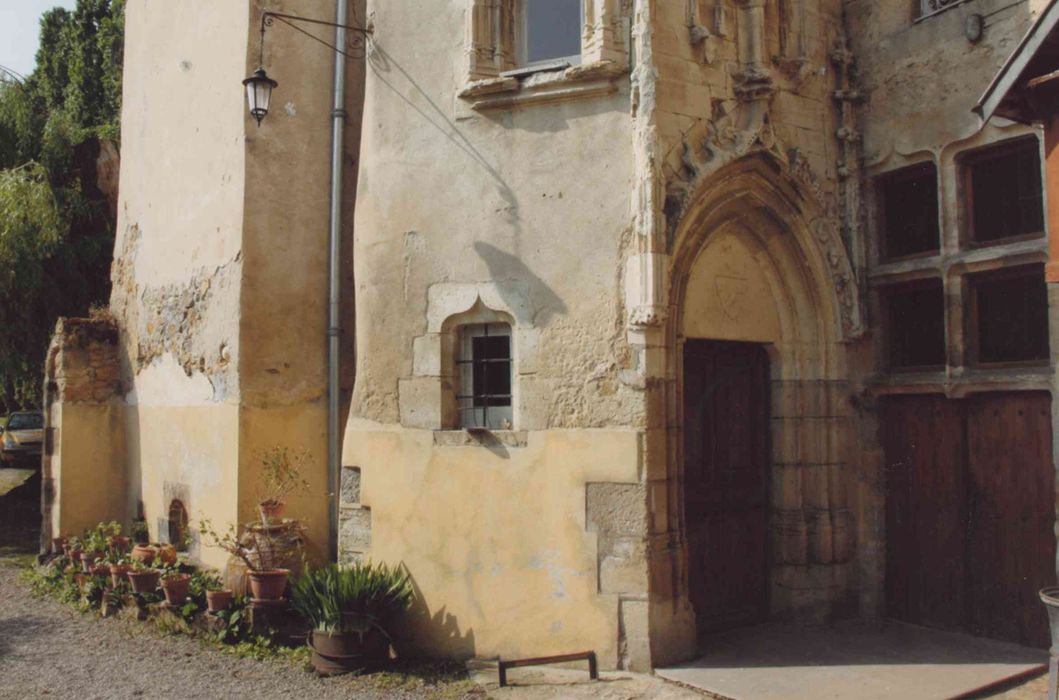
[966,392,1055,648]
[882,392,1056,648]
[683,339,770,634]
[881,395,968,632]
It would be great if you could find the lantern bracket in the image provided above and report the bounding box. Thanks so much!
[259,10,374,65]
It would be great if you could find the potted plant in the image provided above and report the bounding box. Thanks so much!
[198,519,289,601]
[193,571,234,613]
[160,571,191,605]
[130,542,178,565]
[256,446,311,523]
[80,521,122,572]
[66,536,83,566]
[291,562,414,675]
[206,587,234,613]
[103,547,131,588]
[127,560,161,594]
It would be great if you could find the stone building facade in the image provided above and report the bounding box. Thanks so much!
[44,0,1057,673]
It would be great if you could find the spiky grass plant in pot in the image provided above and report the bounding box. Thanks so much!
[291,562,414,675]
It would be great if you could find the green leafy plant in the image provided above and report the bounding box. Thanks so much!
[0,0,124,411]
[82,520,121,553]
[291,562,414,638]
[130,519,149,544]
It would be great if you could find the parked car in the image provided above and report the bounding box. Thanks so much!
[1,411,44,467]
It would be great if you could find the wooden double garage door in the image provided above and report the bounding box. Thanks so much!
[881,393,1055,647]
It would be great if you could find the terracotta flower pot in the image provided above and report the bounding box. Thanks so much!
[80,551,102,573]
[156,544,178,566]
[206,589,234,613]
[309,629,389,675]
[161,573,191,605]
[91,564,110,577]
[52,537,67,555]
[68,548,83,563]
[127,569,160,594]
[259,500,286,522]
[108,535,130,552]
[248,569,289,600]
[130,544,156,564]
[109,564,131,588]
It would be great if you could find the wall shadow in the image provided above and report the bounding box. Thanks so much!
[473,242,568,326]
[395,571,476,661]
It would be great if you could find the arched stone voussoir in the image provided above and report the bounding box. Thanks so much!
[669,154,865,342]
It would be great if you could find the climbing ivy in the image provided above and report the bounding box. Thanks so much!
[0,0,123,410]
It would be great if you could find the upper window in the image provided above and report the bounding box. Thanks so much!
[876,163,939,261]
[521,0,583,67]
[964,138,1044,246]
[969,265,1049,366]
[881,279,946,371]
[457,323,513,429]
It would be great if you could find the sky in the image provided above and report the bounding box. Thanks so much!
[0,0,77,79]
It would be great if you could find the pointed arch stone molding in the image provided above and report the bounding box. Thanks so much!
[629,154,865,342]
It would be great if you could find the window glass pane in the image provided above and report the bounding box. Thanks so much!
[526,0,581,63]
[457,323,513,429]
[968,139,1044,244]
[877,163,939,260]
[883,280,946,370]
[973,266,1049,364]
[6,413,42,430]
[472,335,512,407]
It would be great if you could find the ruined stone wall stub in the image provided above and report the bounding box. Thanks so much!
[41,317,127,551]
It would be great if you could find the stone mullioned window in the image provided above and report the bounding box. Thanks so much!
[460,0,629,110]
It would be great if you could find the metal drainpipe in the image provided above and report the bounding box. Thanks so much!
[327,0,348,563]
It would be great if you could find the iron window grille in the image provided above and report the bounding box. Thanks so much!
[457,323,513,429]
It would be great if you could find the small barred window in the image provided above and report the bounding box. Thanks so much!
[457,323,513,429]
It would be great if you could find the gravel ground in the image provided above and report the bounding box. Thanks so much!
[0,562,485,700]
[0,562,701,700]
[0,476,1045,700]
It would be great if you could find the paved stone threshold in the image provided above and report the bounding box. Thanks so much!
[656,620,1048,700]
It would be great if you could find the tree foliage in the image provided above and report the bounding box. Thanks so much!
[0,0,124,410]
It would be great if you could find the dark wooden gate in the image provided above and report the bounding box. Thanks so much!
[882,392,1055,647]
[683,339,770,634]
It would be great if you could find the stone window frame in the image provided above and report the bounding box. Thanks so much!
[456,320,514,429]
[867,125,1051,389]
[400,282,543,435]
[958,135,1046,249]
[459,0,630,111]
[874,161,941,263]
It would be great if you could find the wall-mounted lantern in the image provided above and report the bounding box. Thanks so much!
[242,68,278,126]
[242,11,372,126]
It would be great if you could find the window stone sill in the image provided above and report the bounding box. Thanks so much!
[458,60,625,111]
[433,429,528,448]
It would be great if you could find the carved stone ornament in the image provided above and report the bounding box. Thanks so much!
[664,96,785,240]
[629,305,670,327]
[810,217,865,339]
